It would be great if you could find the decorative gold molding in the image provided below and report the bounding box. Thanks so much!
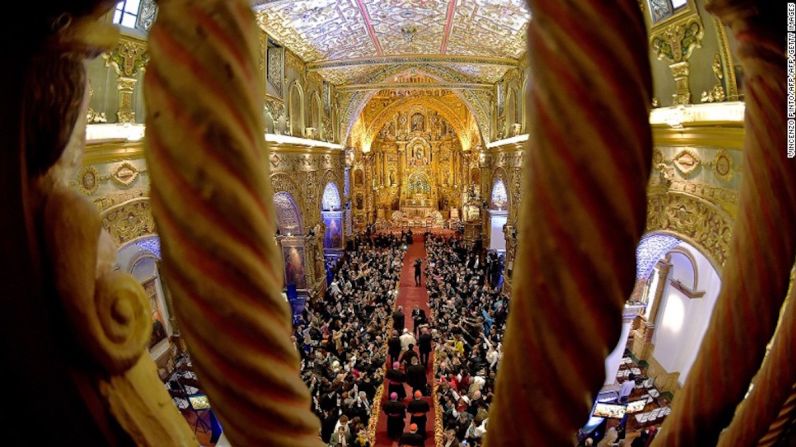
[701,53,727,103]
[712,16,739,100]
[653,125,744,149]
[337,82,493,92]
[83,141,146,165]
[307,54,518,71]
[646,192,733,271]
[100,198,156,246]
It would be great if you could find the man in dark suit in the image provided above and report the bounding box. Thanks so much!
[399,423,424,446]
[388,330,402,364]
[418,327,433,368]
[383,392,406,440]
[414,258,423,286]
[407,390,431,440]
[393,306,405,331]
[406,356,427,396]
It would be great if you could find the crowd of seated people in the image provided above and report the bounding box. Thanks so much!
[294,234,405,446]
[426,235,508,447]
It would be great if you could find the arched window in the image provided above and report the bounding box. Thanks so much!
[322,182,341,212]
[273,192,303,236]
[491,179,508,210]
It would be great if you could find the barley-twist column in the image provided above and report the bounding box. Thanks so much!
[143,0,322,445]
[652,1,796,444]
[484,0,652,445]
[716,273,794,446]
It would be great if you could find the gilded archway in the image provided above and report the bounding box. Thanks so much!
[339,66,491,145]
[100,197,157,245]
[270,173,305,231]
[645,192,733,272]
[354,95,480,153]
[491,167,511,212]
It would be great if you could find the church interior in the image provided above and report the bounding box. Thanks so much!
[0,0,793,446]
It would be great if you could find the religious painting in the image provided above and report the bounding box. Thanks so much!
[323,212,343,250]
[354,169,364,187]
[282,241,306,289]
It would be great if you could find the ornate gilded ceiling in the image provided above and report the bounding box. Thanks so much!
[253,0,530,85]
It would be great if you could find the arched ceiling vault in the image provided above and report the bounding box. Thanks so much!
[339,66,491,147]
[254,0,531,147]
[350,93,480,153]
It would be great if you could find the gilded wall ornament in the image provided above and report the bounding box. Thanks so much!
[646,192,732,268]
[100,198,157,245]
[672,149,701,176]
[111,162,141,187]
[652,149,664,167]
[712,149,734,182]
[701,53,727,103]
[79,166,100,195]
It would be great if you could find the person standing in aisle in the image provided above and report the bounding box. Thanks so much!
[414,258,423,287]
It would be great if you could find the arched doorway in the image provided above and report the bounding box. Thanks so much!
[622,233,722,393]
[115,236,173,363]
[273,191,306,290]
[321,182,343,252]
[488,178,509,252]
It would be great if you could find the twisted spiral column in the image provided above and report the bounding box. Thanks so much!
[484,0,652,445]
[716,274,795,446]
[143,0,321,445]
[652,2,796,444]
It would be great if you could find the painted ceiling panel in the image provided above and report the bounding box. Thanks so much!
[255,0,530,66]
[446,0,529,58]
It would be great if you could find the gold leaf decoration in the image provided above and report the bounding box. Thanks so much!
[673,149,701,176]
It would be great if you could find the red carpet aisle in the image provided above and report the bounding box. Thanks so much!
[374,235,436,446]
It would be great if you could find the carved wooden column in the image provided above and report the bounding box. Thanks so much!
[144,0,322,444]
[104,36,149,123]
[484,0,652,443]
[653,0,796,444]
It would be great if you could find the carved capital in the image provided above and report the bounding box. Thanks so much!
[104,36,149,78]
[651,17,704,63]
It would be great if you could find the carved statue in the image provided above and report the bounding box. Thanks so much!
[20,2,196,444]
[411,112,424,131]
